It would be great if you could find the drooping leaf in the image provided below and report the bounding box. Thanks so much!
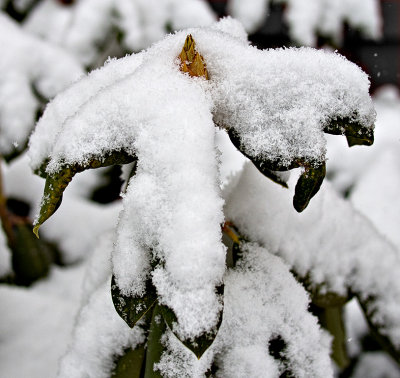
[12,223,53,285]
[293,162,326,213]
[179,34,209,79]
[111,275,158,329]
[159,287,224,359]
[33,151,136,237]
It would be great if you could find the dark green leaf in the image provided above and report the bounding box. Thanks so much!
[293,161,326,213]
[324,118,374,147]
[228,130,299,174]
[159,288,223,359]
[33,151,136,237]
[144,304,165,378]
[310,304,350,369]
[12,223,52,285]
[111,275,157,328]
[112,344,146,378]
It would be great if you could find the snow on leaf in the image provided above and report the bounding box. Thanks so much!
[225,162,400,358]
[28,18,376,354]
[111,274,157,329]
[159,285,223,359]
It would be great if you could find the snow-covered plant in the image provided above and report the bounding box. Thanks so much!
[27,18,390,377]
[22,0,216,67]
[228,0,382,46]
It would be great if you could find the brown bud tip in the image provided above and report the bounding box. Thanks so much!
[179,34,209,80]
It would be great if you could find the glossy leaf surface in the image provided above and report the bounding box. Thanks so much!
[33,151,136,237]
[111,275,157,329]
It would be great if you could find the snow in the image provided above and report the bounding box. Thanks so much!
[27,17,376,344]
[0,12,83,156]
[352,352,400,378]
[23,0,216,66]
[227,0,270,34]
[155,243,333,378]
[0,264,85,378]
[225,162,400,349]
[228,0,382,46]
[0,12,395,376]
[58,279,146,378]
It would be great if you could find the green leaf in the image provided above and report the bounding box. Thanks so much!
[293,161,326,213]
[33,151,136,237]
[112,344,146,378]
[310,304,350,370]
[159,287,224,359]
[144,304,165,378]
[111,275,158,328]
[12,223,53,285]
[228,129,300,174]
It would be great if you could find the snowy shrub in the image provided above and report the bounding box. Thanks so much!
[18,17,400,377]
[22,0,216,67]
[0,11,83,285]
[228,0,382,46]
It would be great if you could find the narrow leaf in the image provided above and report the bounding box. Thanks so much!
[12,223,52,285]
[293,162,326,213]
[144,304,165,378]
[112,344,146,378]
[111,275,157,328]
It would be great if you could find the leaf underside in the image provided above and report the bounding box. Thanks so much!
[111,275,158,328]
[33,150,136,237]
[228,115,373,212]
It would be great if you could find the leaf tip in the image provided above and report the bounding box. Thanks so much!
[33,225,40,239]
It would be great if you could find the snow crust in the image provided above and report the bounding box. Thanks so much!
[155,243,332,378]
[225,162,400,348]
[0,265,84,378]
[28,18,375,343]
[58,279,145,378]
[0,12,83,155]
[23,0,216,66]
[228,0,382,46]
